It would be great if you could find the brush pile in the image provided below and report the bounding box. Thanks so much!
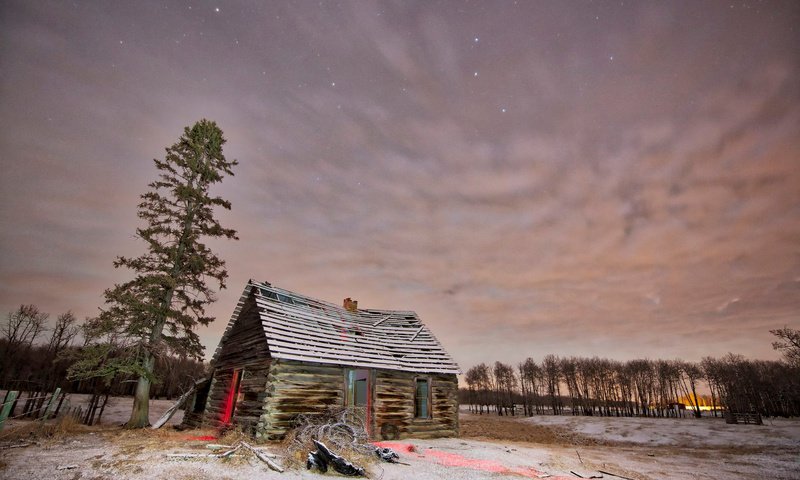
[283,407,400,476]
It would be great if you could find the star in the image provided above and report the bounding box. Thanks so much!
[473,71,478,77]
[474,37,479,43]
[331,82,336,87]
[501,108,507,113]
[609,55,614,61]
[215,7,220,13]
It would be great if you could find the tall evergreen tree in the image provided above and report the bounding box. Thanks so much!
[77,119,238,428]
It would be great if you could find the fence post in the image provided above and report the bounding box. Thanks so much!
[41,387,62,421]
[0,391,20,431]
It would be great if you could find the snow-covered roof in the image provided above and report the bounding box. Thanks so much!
[211,280,461,374]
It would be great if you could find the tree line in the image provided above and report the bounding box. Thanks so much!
[462,329,800,418]
[0,303,205,399]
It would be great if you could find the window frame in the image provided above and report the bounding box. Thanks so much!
[413,376,433,420]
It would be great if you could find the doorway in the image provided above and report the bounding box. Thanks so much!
[345,369,372,432]
[222,369,243,424]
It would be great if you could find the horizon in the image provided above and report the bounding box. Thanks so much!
[1,1,798,369]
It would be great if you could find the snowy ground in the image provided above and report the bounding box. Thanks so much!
[0,396,798,480]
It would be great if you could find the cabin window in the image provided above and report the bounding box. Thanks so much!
[276,293,294,304]
[259,288,278,300]
[414,378,431,418]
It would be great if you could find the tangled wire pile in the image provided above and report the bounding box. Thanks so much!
[285,407,371,458]
[283,407,397,477]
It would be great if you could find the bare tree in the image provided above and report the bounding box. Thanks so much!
[3,304,48,348]
[47,311,80,354]
[465,363,491,414]
[542,354,562,415]
[493,361,517,416]
[677,361,703,418]
[519,358,542,416]
[701,356,723,417]
[464,365,482,413]
[770,327,800,366]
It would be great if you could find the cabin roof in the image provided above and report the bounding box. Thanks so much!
[211,280,461,374]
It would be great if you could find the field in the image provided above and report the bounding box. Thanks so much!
[0,397,798,479]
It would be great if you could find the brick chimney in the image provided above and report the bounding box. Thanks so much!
[343,297,358,312]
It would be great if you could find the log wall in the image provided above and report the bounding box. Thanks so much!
[256,359,345,440]
[251,359,458,440]
[203,294,272,432]
[373,370,459,439]
[180,379,211,429]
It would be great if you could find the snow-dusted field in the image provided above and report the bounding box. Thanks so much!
[1,397,798,480]
[527,412,800,448]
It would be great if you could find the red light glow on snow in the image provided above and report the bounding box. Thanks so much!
[373,441,573,479]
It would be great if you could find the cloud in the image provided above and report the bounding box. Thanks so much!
[1,0,798,367]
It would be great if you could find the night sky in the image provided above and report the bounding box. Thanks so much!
[1,1,798,368]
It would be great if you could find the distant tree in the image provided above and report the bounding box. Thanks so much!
[677,361,703,418]
[47,311,79,355]
[518,358,542,416]
[493,361,517,416]
[542,354,562,414]
[770,327,800,366]
[465,363,491,414]
[3,304,48,348]
[70,119,238,428]
[701,356,723,417]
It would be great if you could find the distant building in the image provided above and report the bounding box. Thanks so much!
[183,280,460,440]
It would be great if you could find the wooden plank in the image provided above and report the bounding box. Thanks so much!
[262,326,457,371]
[409,326,425,342]
[268,349,458,373]
[261,314,443,348]
[0,391,19,431]
[152,384,197,429]
[266,337,418,363]
[40,387,61,421]
[256,299,426,335]
[261,322,439,352]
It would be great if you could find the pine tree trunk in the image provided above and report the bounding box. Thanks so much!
[126,193,194,428]
[127,352,156,428]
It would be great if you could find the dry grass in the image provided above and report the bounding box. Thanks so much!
[0,415,88,445]
[218,425,250,446]
[459,412,609,446]
[108,426,221,458]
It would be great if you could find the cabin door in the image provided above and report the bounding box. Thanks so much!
[222,369,243,424]
[345,369,372,432]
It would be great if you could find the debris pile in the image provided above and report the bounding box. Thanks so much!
[284,407,401,476]
[166,440,284,472]
[306,440,365,476]
[374,446,400,463]
[167,407,401,476]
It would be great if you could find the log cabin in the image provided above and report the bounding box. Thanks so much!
[184,279,461,440]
